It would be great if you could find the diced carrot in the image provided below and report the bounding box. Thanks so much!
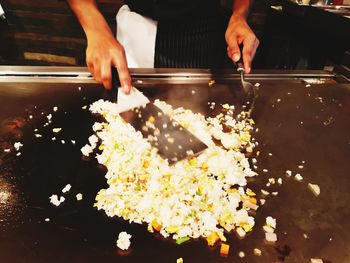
[249,197,257,205]
[151,219,162,232]
[143,160,150,168]
[206,232,219,247]
[220,243,230,255]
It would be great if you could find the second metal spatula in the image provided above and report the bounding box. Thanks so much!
[236,62,258,116]
[116,87,207,164]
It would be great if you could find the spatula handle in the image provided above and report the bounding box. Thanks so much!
[237,62,244,73]
[111,67,120,88]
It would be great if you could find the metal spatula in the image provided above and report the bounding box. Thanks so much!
[116,87,208,164]
[236,62,257,116]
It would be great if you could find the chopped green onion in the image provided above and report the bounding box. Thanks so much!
[176,236,190,245]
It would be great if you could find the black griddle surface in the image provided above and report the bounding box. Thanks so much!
[0,80,349,263]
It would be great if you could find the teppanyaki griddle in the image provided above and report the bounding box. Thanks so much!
[0,67,349,263]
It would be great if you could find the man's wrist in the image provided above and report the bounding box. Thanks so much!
[231,12,247,21]
[231,0,252,20]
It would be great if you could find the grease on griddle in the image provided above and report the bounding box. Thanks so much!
[275,244,291,261]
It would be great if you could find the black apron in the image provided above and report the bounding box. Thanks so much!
[125,0,231,68]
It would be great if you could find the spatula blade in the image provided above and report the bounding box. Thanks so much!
[117,87,207,164]
[116,87,150,113]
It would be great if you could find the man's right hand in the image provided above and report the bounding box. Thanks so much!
[86,31,131,93]
[67,0,131,93]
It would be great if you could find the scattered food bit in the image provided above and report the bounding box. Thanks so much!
[305,84,311,88]
[265,232,277,243]
[252,158,257,164]
[52,128,62,133]
[76,193,83,201]
[62,184,72,193]
[268,178,275,184]
[286,170,292,177]
[220,243,230,256]
[34,128,38,132]
[263,225,274,233]
[78,86,82,91]
[266,183,271,187]
[261,189,270,196]
[34,134,42,138]
[49,195,65,206]
[308,183,320,196]
[186,150,194,156]
[52,137,56,141]
[47,114,52,121]
[82,105,88,110]
[4,149,11,153]
[260,199,266,205]
[253,248,262,256]
[45,218,50,222]
[176,258,183,263]
[206,232,219,246]
[191,90,196,94]
[81,144,94,156]
[268,152,273,156]
[14,142,23,151]
[208,80,215,86]
[236,227,246,238]
[277,98,281,103]
[116,231,132,250]
[303,233,308,239]
[254,83,260,87]
[310,259,323,263]
[277,178,282,185]
[298,165,304,169]
[263,169,268,173]
[222,104,230,110]
[29,115,33,119]
[16,152,22,156]
[61,140,66,144]
[238,251,245,258]
[266,216,277,229]
[167,138,175,144]
[272,192,278,196]
[294,173,303,182]
[53,106,58,112]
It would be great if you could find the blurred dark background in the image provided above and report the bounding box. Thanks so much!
[0,0,349,74]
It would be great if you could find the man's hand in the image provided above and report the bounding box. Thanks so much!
[87,31,131,92]
[225,6,259,74]
[67,0,131,93]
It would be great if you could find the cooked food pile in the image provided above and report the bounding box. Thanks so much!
[82,98,259,247]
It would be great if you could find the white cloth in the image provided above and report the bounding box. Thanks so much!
[116,5,157,68]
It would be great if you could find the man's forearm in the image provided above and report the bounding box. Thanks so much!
[67,0,112,39]
[232,0,253,18]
